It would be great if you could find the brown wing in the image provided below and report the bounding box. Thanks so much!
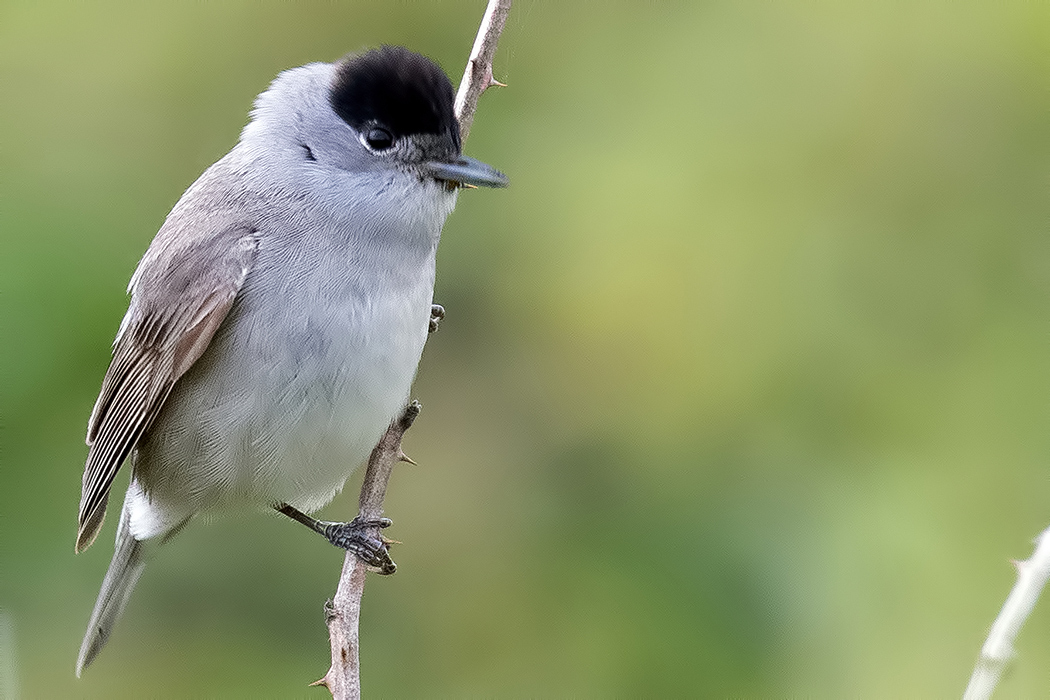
[76,221,260,553]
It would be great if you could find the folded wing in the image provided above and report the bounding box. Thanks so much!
[77,222,260,552]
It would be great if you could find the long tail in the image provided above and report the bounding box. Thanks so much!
[76,508,146,677]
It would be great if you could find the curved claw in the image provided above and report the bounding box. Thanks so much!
[276,504,398,574]
[429,304,445,333]
[323,517,396,574]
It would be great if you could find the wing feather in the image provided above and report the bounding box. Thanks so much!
[76,222,259,553]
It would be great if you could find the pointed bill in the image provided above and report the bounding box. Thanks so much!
[424,155,508,188]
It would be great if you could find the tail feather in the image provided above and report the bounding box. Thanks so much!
[76,510,146,677]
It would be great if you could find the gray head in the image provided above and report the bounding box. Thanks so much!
[243,46,507,190]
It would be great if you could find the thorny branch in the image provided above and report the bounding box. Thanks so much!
[314,2,510,697]
[963,526,1050,700]
[455,0,512,144]
[312,403,420,698]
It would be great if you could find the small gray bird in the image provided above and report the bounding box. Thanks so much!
[75,46,507,675]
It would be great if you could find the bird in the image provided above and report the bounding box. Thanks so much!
[74,45,507,676]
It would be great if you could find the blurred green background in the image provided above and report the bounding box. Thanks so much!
[2,2,1049,697]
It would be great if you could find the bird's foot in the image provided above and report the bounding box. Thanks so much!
[275,503,397,574]
[322,516,396,574]
[429,304,445,333]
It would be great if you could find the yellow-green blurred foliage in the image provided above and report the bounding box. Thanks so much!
[2,2,1049,697]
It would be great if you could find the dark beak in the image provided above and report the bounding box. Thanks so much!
[424,155,509,188]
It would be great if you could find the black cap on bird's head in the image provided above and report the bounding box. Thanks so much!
[330,46,460,152]
[329,46,508,189]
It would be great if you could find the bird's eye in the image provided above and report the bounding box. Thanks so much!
[364,127,395,151]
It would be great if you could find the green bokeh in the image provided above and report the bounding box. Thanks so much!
[3,2,1049,696]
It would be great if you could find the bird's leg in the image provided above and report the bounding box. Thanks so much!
[275,503,396,575]
[428,304,445,333]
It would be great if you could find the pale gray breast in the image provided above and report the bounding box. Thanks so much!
[133,175,441,517]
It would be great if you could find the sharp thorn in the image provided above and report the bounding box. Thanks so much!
[309,675,329,688]
[490,78,508,88]
[399,452,418,465]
